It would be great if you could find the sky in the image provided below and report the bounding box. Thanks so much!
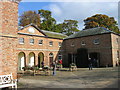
[19,0,119,30]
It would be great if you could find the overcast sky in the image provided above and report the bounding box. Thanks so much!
[19,0,119,30]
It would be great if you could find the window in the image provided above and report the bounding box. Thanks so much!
[93,39,99,44]
[49,41,53,46]
[39,40,43,45]
[58,53,62,60]
[30,39,34,44]
[81,40,86,45]
[71,43,74,47]
[117,51,119,58]
[19,38,24,44]
[58,42,62,47]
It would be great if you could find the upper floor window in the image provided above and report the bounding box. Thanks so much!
[19,38,24,44]
[49,41,53,46]
[30,39,34,45]
[39,40,43,45]
[81,40,86,45]
[58,42,62,47]
[71,42,75,47]
[93,39,99,45]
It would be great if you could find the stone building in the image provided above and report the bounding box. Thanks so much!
[17,24,66,71]
[62,27,120,67]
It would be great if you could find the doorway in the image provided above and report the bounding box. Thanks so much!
[76,48,88,68]
[38,52,44,68]
[49,53,54,67]
[89,52,100,67]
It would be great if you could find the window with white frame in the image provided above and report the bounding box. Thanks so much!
[81,40,86,45]
[19,38,24,44]
[39,40,43,45]
[49,41,53,46]
[58,42,62,47]
[93,39,99,44]
[30,39,34,44]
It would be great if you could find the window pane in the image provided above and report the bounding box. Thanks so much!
[49,41,53,46]
[19,38,24,44]
[39,40,43,45]
[81,40,86,45]
[94,39,99,44]
[30,39,34,44]
[59,42,62,47]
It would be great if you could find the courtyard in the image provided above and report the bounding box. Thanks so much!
[18,67,119,89]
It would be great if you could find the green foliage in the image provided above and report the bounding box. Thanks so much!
[55,20,79,36]
[38,9,56,31]
[84,14,120,33]
[19,11,41,27]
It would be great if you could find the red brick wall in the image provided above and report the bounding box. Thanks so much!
[63,34,113,67]
[17,26,63,67]
[0,1,18,79]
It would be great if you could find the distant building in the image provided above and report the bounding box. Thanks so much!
[62,27,120,67]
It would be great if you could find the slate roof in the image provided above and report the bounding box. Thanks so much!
[41,30,67,39]
[65,27,114,39]
[18,23,67,39]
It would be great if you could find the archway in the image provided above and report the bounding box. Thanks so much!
[18,52,26,71]
[76,48,88,68]
[49,53,54,67]
[89,52,100,67]
[29,52,35,67]
[38,52,44,68]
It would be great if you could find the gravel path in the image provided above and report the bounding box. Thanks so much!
[18,67,119,89]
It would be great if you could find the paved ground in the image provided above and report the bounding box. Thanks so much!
[18,67,119,89]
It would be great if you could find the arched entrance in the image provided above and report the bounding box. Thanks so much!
[49,53,54,67]
[29,52,35,67]
[76,48,88,68]
[18,52,26,71]
[89,52,100,67]
[38,52,44,68]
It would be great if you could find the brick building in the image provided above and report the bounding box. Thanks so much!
[62,27,120,67]
[17,24,66,71]
[0,0,120,80]
[0,0,21,78]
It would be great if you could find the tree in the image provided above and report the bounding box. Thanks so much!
[84,14,120,33]
[38,9,56,31]
[56,20,79,36]
[19,11,41,27]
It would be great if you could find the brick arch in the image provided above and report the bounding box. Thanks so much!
[18,52,26,71]
[28,52,35,67]
[38,52,44,68]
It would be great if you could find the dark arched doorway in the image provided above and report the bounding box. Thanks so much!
[49,53,54,67]
[38,52,44,68]
[89,52,100,67]
[76,48,88,68]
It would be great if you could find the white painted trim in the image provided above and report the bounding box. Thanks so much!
[17,48,64,51]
